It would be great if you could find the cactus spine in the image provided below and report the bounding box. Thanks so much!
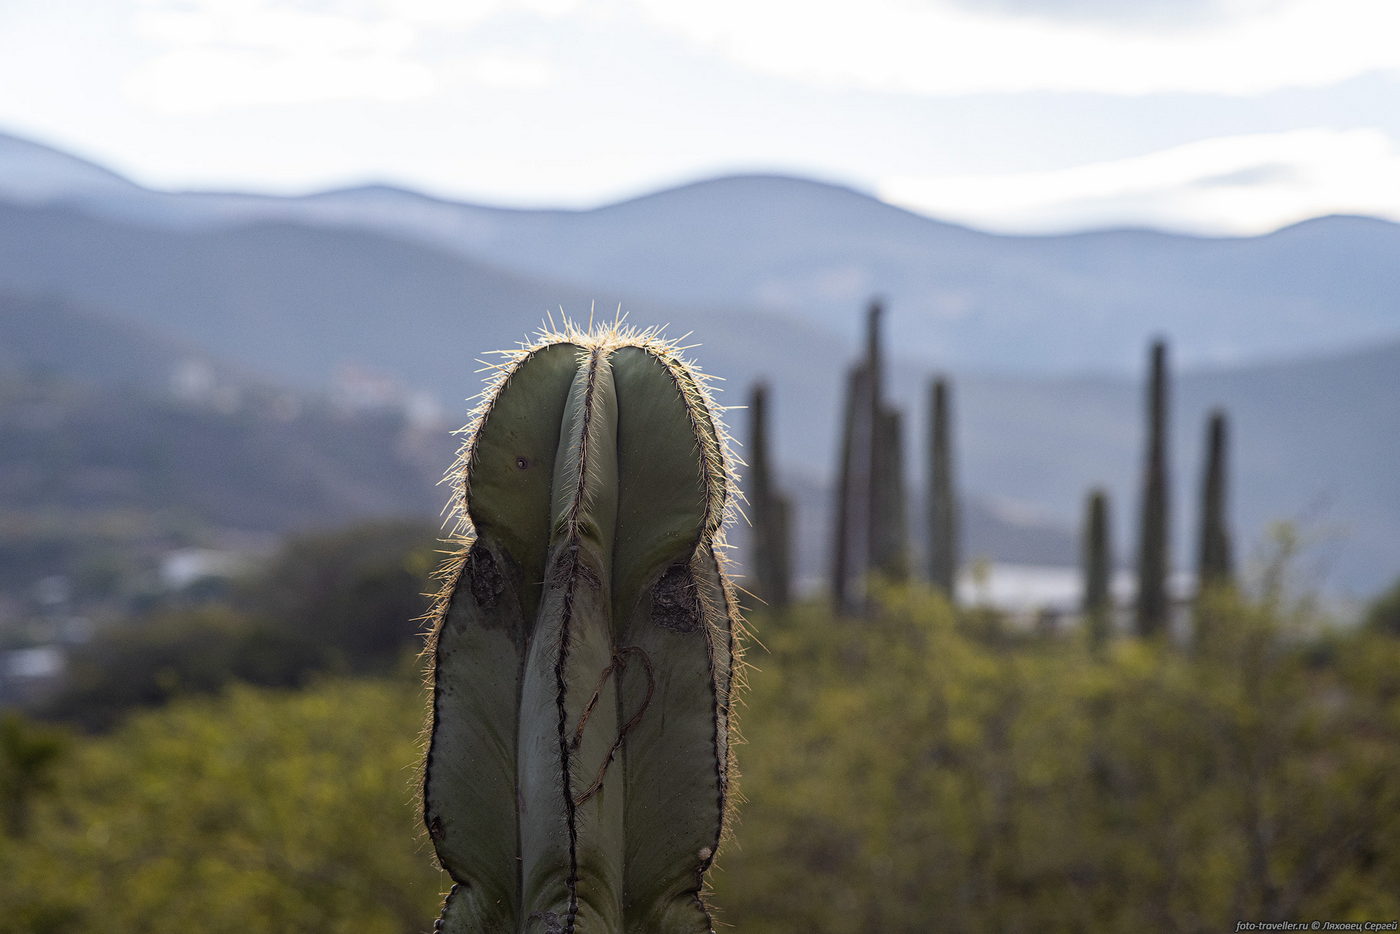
[747,382,793,611]
[423,323,741,933]
[1082,488,1113,651]
[1135,339,1171,638]
[1197,408,1233,590]
[926,377,959,601]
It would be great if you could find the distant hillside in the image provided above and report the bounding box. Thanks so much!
[2,130,1399,595]
[0,371,453,606]
[0,132,136,203]
[0,292,235,391]
[6,127,1399,374]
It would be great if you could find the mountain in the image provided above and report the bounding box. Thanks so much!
[0,293,1071,605]
[2,130,1399,596]
[0,132,137,204]
[0,292,239,392]
[7,128,1400,375]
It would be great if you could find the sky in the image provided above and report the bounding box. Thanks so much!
[2,0,1399,234]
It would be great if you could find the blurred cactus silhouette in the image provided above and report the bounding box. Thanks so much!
[830,300,908,610]
[831,362,866,613]
[746,382,794,612]
[926,377,959,601]
[1082,488,1113,651]
[1198,408,1234,590]
[1135,339,1171,637]
[423,323,741,933]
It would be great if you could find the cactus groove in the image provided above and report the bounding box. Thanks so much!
[423,323,743,934]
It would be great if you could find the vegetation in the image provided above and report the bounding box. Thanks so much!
[6,309,1399,933]
[716,583,1400,932]
[33,520,439,729]
[746,381,794,612]
[6,572,1400,933]
[1081,488,1113,651]
[423,327,741,931]
[830,302,913,609]
[926,376,959,600]
[1135,339,1171,637]
[0,678,445,934]
[1198,408,1235,590]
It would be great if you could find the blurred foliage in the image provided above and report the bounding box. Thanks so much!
[6,562,1400,931]
[1364,574,1400,636]
[237,519,440,672]
[0,678,446,934]
[712,584,1400,933]
[0,712,70,838]
[35,520,440,730]
[39,606,320,731]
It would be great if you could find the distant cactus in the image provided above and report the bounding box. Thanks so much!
[1082,488,1113,651]
[831,300,910,610]
[926,377,959,601]
[872,405,910,582]
[1197,408,1234,590]
[831,362,867,614]
[1135,339,1171,638]
[747,382,794,611]
[423,323,742,933]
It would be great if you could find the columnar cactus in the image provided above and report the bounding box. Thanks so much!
[746,382,794,611]
[1197,408,1233,590]
[423,323,742,933]
[1135,339,1171,638]
[830,363,867,613]
[831,300,909,610]
[871,406,910,582]
[1082,488,1113,651]
[926,377,959,601]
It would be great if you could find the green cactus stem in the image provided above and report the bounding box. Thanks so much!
[831,362,867,614]
[423,323,742,933]
[871,405,909,582]
[926,377,959,601]
[1082,488,1113,651]
[1135,339,1171,638]
[1197,408,1234,590]
[747,382,793,612]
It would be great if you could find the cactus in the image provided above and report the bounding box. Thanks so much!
[1135,339,1171,638]
[871,405,910,582]
[1082,488,1113,651]
[422,323,742,933]
[746,382,793,611]
[832,300,908,610]
[926,377,959,601]
[1197,408,1233,590]
[830,363,867,613]
[862,301,887,593]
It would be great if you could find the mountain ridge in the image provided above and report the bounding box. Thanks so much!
[3,129,1400,594]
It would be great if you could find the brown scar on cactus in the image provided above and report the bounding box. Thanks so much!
[419,316,749,934]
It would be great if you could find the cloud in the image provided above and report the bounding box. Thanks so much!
[632,0,1400,96]
[124,0,565,113]
[939,0,1276,31]
[877,128,1400,234]
[126,46,435,113]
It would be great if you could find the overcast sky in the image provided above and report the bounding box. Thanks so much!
[2,0,1398,234]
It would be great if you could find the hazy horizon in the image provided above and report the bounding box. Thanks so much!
[3,0,1398,236]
